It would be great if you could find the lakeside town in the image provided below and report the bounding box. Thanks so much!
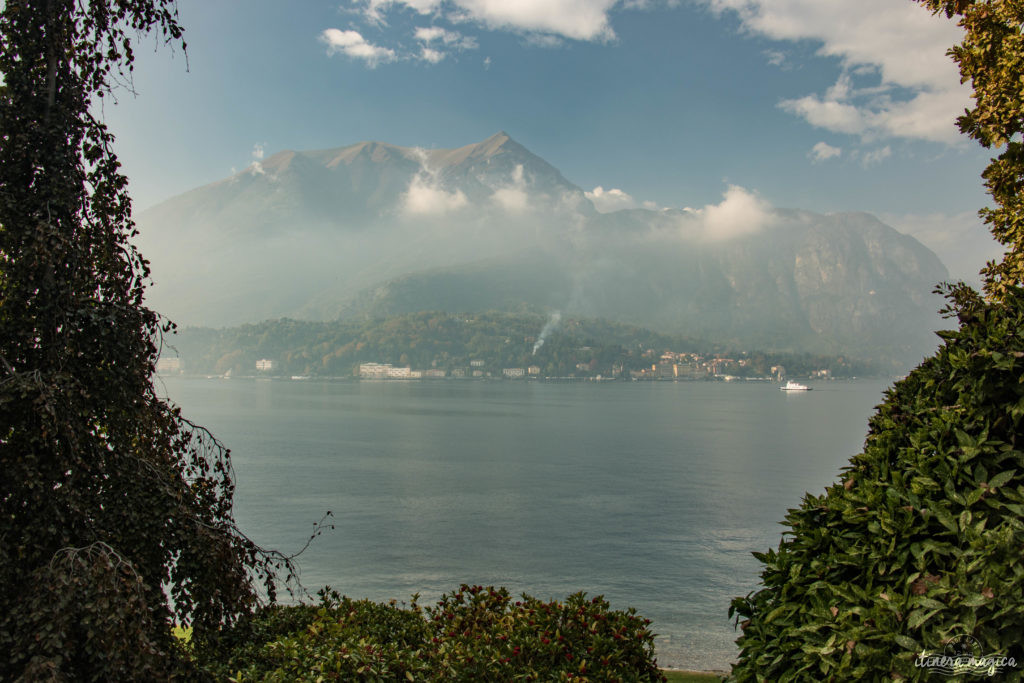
[157,349,844,383]
[156,311,885,382]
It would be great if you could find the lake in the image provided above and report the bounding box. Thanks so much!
[158,376,893,671]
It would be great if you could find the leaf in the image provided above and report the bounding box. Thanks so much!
[961,593,991,607]
[959,509,973,532]
[933,506,958,533]
[967,487,985,505]
[988,469,1016,489]
[906,609,939,629]
[915,597,944,610]
[893,635,918,651]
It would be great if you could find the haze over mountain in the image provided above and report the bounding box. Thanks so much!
[136,132,948,364]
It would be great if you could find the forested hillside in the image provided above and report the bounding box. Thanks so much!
[164,311,881,379]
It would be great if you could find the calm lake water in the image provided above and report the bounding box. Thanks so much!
[159,376,892,671]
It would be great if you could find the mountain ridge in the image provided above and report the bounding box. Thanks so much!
[135,132,948,365]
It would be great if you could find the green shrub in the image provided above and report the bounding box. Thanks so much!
[728,286,1024,681]
[206,584,665,682]
[423,585,663,681]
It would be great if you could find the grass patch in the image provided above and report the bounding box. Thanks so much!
[662,670,724,682]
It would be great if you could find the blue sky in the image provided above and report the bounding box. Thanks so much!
[106,0,1002,283]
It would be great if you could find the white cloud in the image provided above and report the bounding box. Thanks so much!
[413,25,477,61]
[764,49,785,67]
[781,94,866,136]
[490,164,531,212]
[492,186,530,212]
[521,32,565,48]
[340,0,632,68]
[859,145,891,166]
[402,149,469,215]
[249,161,265,176]
[414,25,478,48]
[459,0,619,40]
[689,185,777,241]
[882,211,1003,287]
[356,0,619,41]
[404,177,469,214]
[415,25,449,41]
[361,0,440,24]
[252,143,265,161]
[483,56,492,69]
[420,46,446,62]
[699,0,968,144]
[321,28,397,66]
[809,141,841,163]
[586,186,640,212]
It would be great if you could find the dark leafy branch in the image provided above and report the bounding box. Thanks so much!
[728,3,1024,680]
[0,1,314,679]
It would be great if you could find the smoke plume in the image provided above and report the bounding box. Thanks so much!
[532,311,562,355]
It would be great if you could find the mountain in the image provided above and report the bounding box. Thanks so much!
[135,132,949,364]
[141,132,586,233]
[329,211,946,361]
[136,132,590,323]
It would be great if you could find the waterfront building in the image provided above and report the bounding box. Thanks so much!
[156,357,182,374]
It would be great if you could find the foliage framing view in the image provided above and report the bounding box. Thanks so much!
[0,2,296,678]
[0,3,664,682]
[728,1,1024,679]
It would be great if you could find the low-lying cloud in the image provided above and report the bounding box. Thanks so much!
[585,186,662,213]
[586,186,638,213]
[490,164,530,213]
[402,150,469,215]
[403,176,469,214]
[249,143,267,176]
[681,185,778,241]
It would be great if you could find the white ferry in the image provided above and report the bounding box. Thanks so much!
[780,380,811,391]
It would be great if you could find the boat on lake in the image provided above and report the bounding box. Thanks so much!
[780,380,811,391]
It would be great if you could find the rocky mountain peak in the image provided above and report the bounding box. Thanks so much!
[134,133,949,364]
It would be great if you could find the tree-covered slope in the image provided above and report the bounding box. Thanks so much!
[164,311,878,379]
